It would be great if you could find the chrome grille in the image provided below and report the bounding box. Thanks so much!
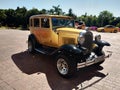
[82,31,93,52]
[62,37,75,44]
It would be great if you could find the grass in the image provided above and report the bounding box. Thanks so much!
[0,26,8,30]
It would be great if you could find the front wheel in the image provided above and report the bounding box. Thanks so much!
[56,55,77,77]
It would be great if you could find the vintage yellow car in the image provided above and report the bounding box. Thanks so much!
[97,25,119,33]
[28,15,111,77]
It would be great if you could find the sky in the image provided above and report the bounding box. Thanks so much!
[0,0,120,17]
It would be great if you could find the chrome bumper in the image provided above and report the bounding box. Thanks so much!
[77,51,112,68]
[104,51,112,58]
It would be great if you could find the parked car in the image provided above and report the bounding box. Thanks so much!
[28,14,111,77]
[89,26,97,31]
[97,25,119,33]
[119,28,120,32]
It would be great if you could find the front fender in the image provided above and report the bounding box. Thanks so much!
[93,40,111,56]
[52,44,82,55]
[60,44,82,54]
[51,44,84,62]
[95,40,110,47]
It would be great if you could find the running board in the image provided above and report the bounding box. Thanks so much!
[35,47,55,55]
[35,48,48,55]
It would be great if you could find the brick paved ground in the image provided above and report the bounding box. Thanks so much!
[0,29,120,90]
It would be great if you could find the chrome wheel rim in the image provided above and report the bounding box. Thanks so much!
[57,58,68,75]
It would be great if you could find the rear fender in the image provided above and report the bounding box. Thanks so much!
[28,34,36,42]
[28,34,39,48]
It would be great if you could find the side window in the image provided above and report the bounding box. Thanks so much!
[34,18,39,27]
[41,18,50,28]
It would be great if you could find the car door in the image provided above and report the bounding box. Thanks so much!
[109,26,114,32]
[105,25,113,32]
[40,17,59,47]
[38,17,51,46]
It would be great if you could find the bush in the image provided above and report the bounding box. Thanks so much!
[116,23,120,27]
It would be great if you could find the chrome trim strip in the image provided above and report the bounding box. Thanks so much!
[35,48,46,54]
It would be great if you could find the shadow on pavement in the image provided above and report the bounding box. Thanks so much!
[11,51,107,90]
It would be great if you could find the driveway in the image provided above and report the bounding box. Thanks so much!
[0,29,120,90]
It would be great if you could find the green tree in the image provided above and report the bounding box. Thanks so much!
[48,5,65,15]
[77,13,88,24]
[111,17,120,26]
[53,5,62,15]
[85,15,92,26]
[0,9,7,26]
[52,5,65,15]
[40,9,47,14]
[66,8,77,19]
[116,22,120,27]
[87,15,98,26]
[5,9,16,27]
[48,9,54,14]
[98,10,113,27]
[15,7,27,27]
[25,8,40,28]
[91,15,98,26]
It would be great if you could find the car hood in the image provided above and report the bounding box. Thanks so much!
[56,27,85,34]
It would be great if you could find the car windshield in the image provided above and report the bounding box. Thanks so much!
[52,18,74,30]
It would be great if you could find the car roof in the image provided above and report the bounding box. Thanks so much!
[30,14,73,19]
[105,25,115,27]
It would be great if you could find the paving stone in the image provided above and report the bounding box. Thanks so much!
[0,82,14,90]
[0,30,120,90]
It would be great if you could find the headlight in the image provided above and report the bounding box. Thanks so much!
[95,35,101,42]
[77,33,85,44]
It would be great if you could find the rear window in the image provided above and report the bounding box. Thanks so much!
[105,25,115,28]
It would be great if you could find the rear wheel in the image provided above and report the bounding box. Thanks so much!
[101,29,104,32]
[56,55,77,77]
[114,30,117,33]
[28,39,35,53]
